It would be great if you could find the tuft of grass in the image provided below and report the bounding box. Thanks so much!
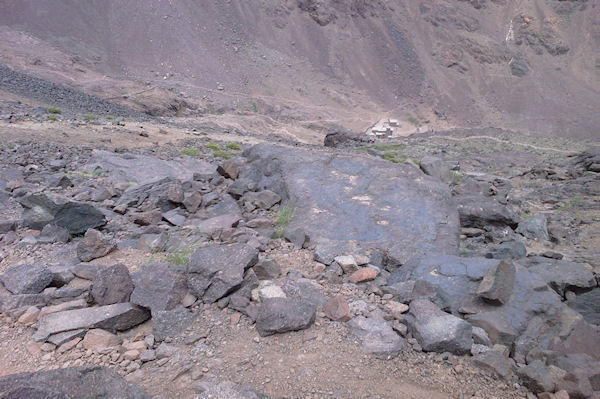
[382,152,408,164]
[273,204,295,239]
[557,196,584,211]
[84,114,97,121]
[181,147,200,157]
[212,149,232,159]
[106,115,115,120]
[206,142,220,151]
[47,106,62,114]
[372,143,405,151]
[48,115,57,122]
[226,142,241,151]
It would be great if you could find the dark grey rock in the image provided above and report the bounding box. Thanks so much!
[347,316,404,359]
[136,233,168,253]
[34,303,150,341]
[162,208,186,226]
[0,264,53,294]
[517,214,549,241]
[567,289,600,326]
[472,326,492,346]
[253,258,281,280]
[516,360,555,393]
[518,257,597,296]
[0,220,17,234]
[281,278,327,309]
[187,243,258,303]
[455,195,519,229]
[131,262,187,312]
[472,350,515,380]
[0,366,150,399]
[408,299,473,355]
[53,202,107,235]
[485,241,527,260]
[217,157,245,180]
[91,264,134,305]
[255,297,316,336]
[551,354,600,391]
[283,227,307,248]
[38,224,70,244]
[152,307,196,342]
[510,54,530,77]
[477,260,516,305]
[419,156,452,184]
[467,311,519,347]
[71,263,103,280]
[244,190,281,210]
[242,143,459,267]
[77,229,116,262]
[47,329,87,346]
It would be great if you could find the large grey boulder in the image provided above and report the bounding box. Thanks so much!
[85,150,214,184]
[0,264,53,294]
[131,262,187,312]
[0,366,150,399]
[34,303,150,342]
[17,193,106,233]
[187,243,258,303]
[485,241,527,260]
[347,316,404,359]
[408,299,473,355]
[91,264,134,305]
[517,257,597,296]
[241,144,459,266]
[255,297,316,336]
[455,195,519,229]
[517,213,549,241]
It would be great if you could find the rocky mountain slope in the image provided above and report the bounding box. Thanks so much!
[0,0,598,139]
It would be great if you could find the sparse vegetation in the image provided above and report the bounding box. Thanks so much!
[557,196,584,211]
[180,147,200,157]
[166,246,196,267]
[47,106,62,114]
[372,143,405,151]
[407,114,419,126]
[106,115,115,120]
[226,142,241,151]
[206,142,220,151]
[382,152,408,164]
[48,115,57,121]
[451,171,463,184]
[212,149,233,159]
[84,114,97,121]
[273,204,295,238]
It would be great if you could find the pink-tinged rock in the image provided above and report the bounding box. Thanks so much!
[323,295,351,322]
[348,267,378,284]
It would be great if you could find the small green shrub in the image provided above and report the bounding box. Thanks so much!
[226,142,241,151]
[451,171,463,184]
[407,115,419,126]
[212,149,232,159]
[181,147,200,157]
[382,152,408,164]
[106,115,115,120]
[206,142,220,150]
[557,196,584,211]
[48,115,57,121]
[47,106,62,114]
[84,114,97,121]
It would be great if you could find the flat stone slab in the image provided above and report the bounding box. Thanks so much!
[34,302,150,342]
[242,144,460,266]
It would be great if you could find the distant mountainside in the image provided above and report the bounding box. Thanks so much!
[0,0,598,139]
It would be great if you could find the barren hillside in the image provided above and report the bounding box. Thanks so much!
[0,0,598,139]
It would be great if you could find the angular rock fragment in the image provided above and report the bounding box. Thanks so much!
[131,262,187,312]
[77,229,116,262]
[476,260,516,305]
[347,316,404,359]
[91,264,134,305]
[324,295,351,322]
[0,263,53,294]
[255,297,316,336]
